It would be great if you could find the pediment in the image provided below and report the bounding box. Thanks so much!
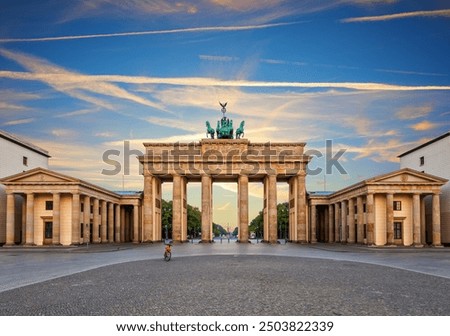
[367,168,447,185]
[1,168,79,184]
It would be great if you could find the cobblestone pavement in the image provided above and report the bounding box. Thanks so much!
[0,243,449,315]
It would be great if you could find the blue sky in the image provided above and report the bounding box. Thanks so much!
[1,0,449,227]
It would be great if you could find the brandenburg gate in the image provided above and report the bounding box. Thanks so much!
[139,104,310,243]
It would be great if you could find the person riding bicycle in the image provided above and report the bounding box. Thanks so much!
[164,243,172,255]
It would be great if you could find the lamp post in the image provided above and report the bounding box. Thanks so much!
[165,224,168,243]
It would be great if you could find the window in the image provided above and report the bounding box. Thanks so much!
[420,156,424,166]
[23,156,28,166]
[393,201,402,211]
[394,222,402,239]
[45,201,53,211]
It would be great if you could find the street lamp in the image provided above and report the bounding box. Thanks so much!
[165,224,168,243]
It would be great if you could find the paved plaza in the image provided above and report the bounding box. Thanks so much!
[0,243,449,315]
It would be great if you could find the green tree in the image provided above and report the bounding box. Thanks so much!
[161,199,172,239]
[248,202,290,239]
[249,210,263,238]
[213,223,227,236]
[187,204,201,238]
[277,202,289,239]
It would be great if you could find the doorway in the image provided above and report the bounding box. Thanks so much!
[43,221,53,245]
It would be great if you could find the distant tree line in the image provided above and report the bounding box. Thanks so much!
[161,199,289,239]
[161,199,229,239]
[248,202,289,239]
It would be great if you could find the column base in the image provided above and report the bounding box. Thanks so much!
[413,244,424,248]
[3,243,16,247]
[23,243,37,247]
[432,244,444,248]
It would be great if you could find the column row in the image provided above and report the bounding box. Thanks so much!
[4,192,139,246]
[320,192,441,246]
[143,172,284,244]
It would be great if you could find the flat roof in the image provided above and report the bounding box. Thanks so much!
[0,129,50,158]
[398,131,450,158]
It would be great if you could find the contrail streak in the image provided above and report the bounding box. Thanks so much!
[0,22,298,43]
[1,71,450,91]
[342,9,450,23]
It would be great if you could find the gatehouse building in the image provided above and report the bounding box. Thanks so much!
[0,110,448,247]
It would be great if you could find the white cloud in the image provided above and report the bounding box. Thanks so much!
[0,48,166,112]
[409,120,439,131]
[0,22,297,43]
[57,107,101,118]
[50,129,78,138]
[342,9,450,23]
[395,104,433,120]
[0,102,27,111]
[199,55,239,62]
[2,118,36,126]
[216,202,231,211]
[145,116,200,132]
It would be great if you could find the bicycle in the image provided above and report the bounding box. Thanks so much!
[164,244,172,261]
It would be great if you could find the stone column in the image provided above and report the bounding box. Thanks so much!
[172,174,182,242]
[25,193,35,245]
[366,193,375,245]
[115,204,121,242]
[5,192,15,246]
[92,198,100,243]
[201,174,212,243]
[71,193,80,244]
[267,174,278,244]
[52,193,61,245]
[324,206,329,243]
[348,198,355,244]
[120,206,126,242]
[334,203,340,242]
[101,200,107,243]
[108,202,114,243]
[413,193,422,246]
[143,173,154,242]
[420,197,426,245]
[328,204,334,243]
[21,199,26,243]
[133,204,139,243]
[296,172,307,242]
[310,204,317,243]
[356,196,364,244]
[83,195,90,244]
[238,174,249,243]
[341,200,347,243]
[432,193,441,247]
[386,193,394,245]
